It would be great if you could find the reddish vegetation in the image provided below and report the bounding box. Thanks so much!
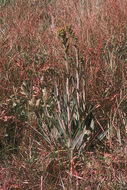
[0,0,127,189]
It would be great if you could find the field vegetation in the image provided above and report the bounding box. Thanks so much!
[0,0,127,189]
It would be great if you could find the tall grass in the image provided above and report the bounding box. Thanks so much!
[0,0,127,189]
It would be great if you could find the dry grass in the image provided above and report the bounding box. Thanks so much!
[0,0,127,189]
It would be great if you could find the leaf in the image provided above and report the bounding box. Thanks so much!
[28,96,36,107]
[70,103,76,125]
[20,82,29,97]
[50,127,60,140]
[56,113,66,136]
[97,129,109,141]
[36,99,41,107]
[90,118,94,130]
[71,125,91,150]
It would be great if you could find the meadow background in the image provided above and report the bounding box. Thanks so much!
[0,0,127,189]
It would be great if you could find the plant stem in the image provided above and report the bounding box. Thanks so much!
[75,47,80,106]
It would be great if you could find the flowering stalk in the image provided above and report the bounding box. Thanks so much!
[65,56,71,136]
[82,77,86,110]
[66,25,80,106]
[58,28,71,138]
[55,80,66,135]
[55,80,61,114]
[74,46,80,106]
